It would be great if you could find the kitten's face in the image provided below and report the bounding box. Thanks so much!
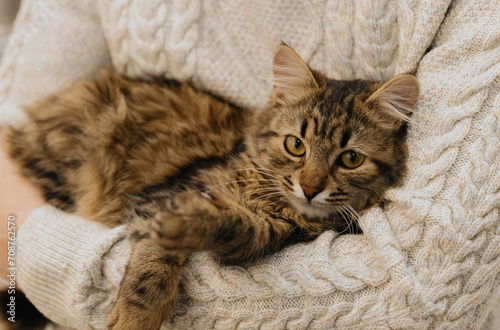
[247,45,419,220]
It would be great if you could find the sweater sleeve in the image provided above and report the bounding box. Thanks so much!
[0,0,126,328]
[17,206,129,329]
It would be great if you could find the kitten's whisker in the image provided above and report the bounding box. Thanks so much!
[202,170,280,181]
[344,204,355,220]
[337,205,353,235]
[242,187,280,198]
[237,178,280,184]
[193,179,279,193]
[344,205,357,222]
[347,205,361,220]
[347,204,364,232]
[345,204,364,234]
[242,186,280,194]
[251,192,284,202]
[235,166,282,177]
[347,204,367,242]
[254,167,282,176]
[344,207,354,235]
[255,192,284,200]
[335,207,347,234]
[232,166,277,173]
[231,167,282,180]
[224,178,280,184]
[341,203,361,235]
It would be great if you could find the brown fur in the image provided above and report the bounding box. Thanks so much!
[2,45,419,329]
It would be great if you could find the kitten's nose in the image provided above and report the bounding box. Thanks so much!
[301,184,323,201]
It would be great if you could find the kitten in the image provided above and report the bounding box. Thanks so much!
[3,45,419,329]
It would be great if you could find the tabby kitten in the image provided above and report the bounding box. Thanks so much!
[3,45,419,329]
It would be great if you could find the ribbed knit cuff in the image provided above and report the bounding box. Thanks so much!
[17,205,129,329]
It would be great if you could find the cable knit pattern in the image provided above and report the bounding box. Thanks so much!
[319,0,355,80]
[0,0,499,329]
[394,0,452,74]
[351,0,398,81]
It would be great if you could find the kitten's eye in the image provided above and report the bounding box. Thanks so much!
[284,135,306,157]
[340,150,365,168]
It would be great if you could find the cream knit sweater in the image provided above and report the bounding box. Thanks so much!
[1,0,499,329]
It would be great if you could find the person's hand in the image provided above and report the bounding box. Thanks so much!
[0,144,45,284]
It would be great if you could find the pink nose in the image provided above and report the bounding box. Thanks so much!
[301,184,323,201]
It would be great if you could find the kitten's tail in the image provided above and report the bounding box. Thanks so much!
[0,289,49,330]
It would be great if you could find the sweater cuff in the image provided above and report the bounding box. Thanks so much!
[17,205,130,329]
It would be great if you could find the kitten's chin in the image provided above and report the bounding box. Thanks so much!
[288,198,335,219]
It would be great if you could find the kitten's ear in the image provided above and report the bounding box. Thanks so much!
[272,45,318,104]
[365,74,420,128]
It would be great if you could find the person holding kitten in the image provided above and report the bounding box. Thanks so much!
[1,0,499,329]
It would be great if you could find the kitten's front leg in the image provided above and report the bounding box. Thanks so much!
[107,221,185,330]
[151,191,299,262]
[151,192,222,252]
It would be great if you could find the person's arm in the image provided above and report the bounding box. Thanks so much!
[0,146,44,285]
[15,206,130,328]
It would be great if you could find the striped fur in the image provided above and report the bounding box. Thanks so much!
[3,45,418,329]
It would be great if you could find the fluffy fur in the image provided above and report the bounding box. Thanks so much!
[2,45,419,329]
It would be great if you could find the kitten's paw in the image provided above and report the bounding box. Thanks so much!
[151,192,219,251]
[107,301,162,330]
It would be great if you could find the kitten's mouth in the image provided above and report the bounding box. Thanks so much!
[285,194,339,219]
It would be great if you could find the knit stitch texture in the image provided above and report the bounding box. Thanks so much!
[0,0,499,329]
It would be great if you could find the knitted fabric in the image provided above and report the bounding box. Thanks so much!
[0,0,499,329]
